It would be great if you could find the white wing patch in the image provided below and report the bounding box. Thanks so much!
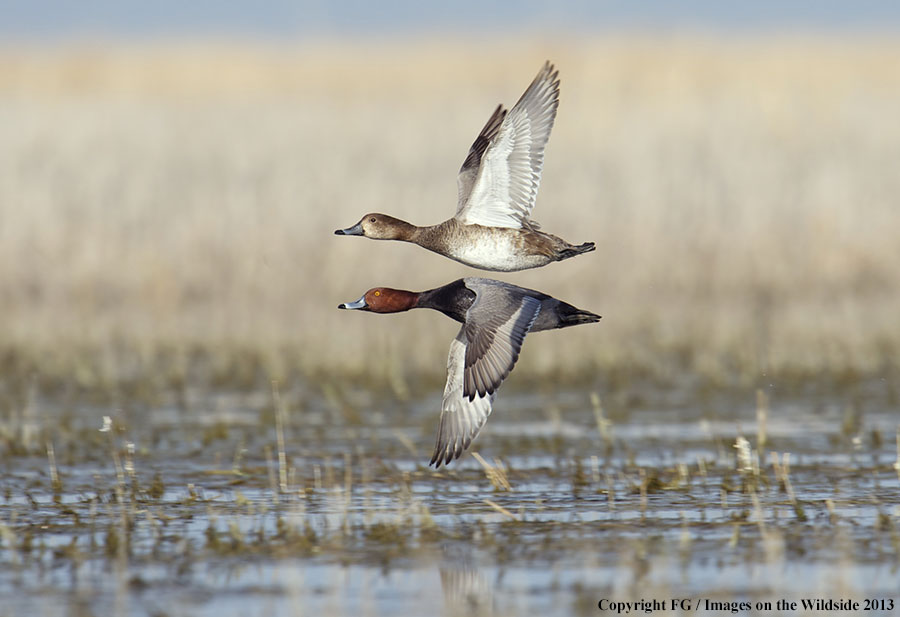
[430,295,541,467]
[455,62,559,230]
[430,330,495,467]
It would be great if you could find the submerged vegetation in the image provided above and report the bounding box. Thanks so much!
[1,383,898,615]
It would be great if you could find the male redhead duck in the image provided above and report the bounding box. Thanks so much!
[338,277,601,466]
[335,62,594,272]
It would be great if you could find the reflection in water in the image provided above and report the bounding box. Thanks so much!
[440,546,494,617]
[440,566,493,616]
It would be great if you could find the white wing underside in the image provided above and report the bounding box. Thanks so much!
[431,331,495,466]
[455,62,559,230]
[430,293,541,466]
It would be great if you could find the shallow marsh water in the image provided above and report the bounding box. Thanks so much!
[2,382,899,617]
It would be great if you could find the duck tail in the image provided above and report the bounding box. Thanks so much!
[557,241,596,261]
[557,303,602,327]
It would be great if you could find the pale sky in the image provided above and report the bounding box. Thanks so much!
[1,0,899,42]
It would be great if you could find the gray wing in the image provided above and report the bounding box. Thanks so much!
[455,62,560,229]
[430,330,495,466]
[430,290,541,466]
[463,293,541,399]
[456,104,507,212]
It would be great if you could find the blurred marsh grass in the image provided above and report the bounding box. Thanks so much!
[0,38,899,399]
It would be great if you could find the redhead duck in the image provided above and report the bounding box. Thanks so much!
[338,277,601,466]
[335,62,595,272]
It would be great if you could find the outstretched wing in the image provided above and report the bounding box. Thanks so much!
[462,294,541,399]
[456,104,507,214]
[430,292,541,466]
[455,62,559,229]
[430,330,495,467]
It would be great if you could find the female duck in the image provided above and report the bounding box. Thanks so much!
[335,62,594,272]
[339,277,601,466]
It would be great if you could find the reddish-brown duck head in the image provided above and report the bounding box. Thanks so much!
[338,287,419,313]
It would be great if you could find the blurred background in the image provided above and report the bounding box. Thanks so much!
[2,1,899,400]
[3,5,900,616]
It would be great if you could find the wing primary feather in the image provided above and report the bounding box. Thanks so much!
[462,295,541,400]
[455,62,560,228]
[457,104,508,210]
[430,291,543,466]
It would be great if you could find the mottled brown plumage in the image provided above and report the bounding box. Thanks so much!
[334,62,595,272]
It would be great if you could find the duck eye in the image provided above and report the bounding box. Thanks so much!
[374,290,381,297]
[369,217,376,223]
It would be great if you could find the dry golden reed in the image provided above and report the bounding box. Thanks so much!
[1,37,899,389]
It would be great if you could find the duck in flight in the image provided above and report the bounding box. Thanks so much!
[335,62,594,272]
[338,277,601,466]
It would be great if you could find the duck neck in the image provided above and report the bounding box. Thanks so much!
[410,219,455,249]
[387,217,421,243]
[415,279,473,323]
